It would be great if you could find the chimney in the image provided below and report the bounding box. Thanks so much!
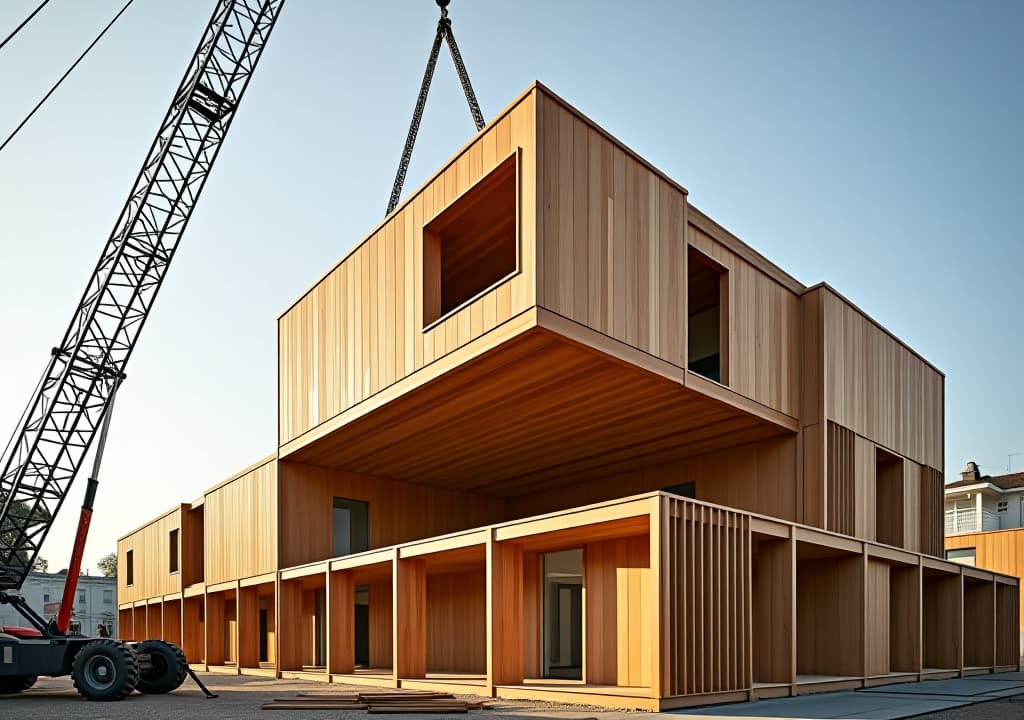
[961,461,981,484]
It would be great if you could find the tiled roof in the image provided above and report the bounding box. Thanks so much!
[945,471,1024,491]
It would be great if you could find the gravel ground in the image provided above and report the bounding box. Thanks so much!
[909,696,1024,720]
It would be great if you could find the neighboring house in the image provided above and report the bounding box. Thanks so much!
[944,462,1024,539]
[945,463,1024,654]
[115,83,1019,711]
[0,571,117,637]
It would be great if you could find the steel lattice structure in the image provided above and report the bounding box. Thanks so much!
[0,0,285,591]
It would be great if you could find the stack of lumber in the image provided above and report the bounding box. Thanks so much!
[262,689,489,713]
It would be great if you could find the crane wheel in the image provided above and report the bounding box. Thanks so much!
[0,675,37,694]
[135,639,187,694]
[71,639,139,701]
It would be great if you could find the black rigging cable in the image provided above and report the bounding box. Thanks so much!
[385,0,485,216]
[0,0,52,53]
[0,0,135,155]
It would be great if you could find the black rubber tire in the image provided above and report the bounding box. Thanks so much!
[71,638,139,701]
[135,639,187,695]
[0,675,36,694]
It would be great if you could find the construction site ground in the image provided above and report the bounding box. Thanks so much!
[4,672,1024,719]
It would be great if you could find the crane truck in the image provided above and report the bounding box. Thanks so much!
[0,0,285,700]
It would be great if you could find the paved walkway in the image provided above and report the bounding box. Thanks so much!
[668,672,1024,720]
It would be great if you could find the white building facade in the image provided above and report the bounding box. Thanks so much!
[0,572,117,637]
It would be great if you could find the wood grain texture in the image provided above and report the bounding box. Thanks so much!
[822,288,943,469]
[922,571,961,669]
[426,571,486,673]
[796,555,863,676]
[277,461,504,569]
[946,528,1024,635]
[890,565,921,673]
[996,582,1020,666]
[117,506,185,603]
[585,535,653,687]
[963,579,994,667]
[279,92,537,447]
[752,536,793,684]
[865,559,890,676]
[663,498,750,696]
[204,458,277,585]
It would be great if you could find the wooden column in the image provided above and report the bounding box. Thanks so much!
[278,580,303,671]
[394,557,426,680]
[205,593,225,666]
[238,586,259,669]
[328,570,354,675]
[487,535,523,693]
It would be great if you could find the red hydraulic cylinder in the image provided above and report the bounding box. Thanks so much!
[56,477,98,634]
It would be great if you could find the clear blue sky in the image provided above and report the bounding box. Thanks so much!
[0,0,1021,569]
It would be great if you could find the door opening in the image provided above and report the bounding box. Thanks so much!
[542,549,583,680]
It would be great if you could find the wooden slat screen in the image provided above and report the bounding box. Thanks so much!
[664,497,751,696]
[826,421,855,536]
[919,465,944,558]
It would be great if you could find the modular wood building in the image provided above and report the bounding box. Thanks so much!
[116,82,1019,711]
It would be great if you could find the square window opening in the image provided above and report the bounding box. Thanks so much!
[169,528,180,574]
[687,247,728,384]
[423,154,518,327]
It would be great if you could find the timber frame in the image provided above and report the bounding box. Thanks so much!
[117,83,1019,710]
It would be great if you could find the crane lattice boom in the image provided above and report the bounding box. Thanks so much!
[0,0,285,591]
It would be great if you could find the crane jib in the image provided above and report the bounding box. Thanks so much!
[0,0,286,594]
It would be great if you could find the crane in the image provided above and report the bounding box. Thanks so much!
[0,0,284,700]
[0,0,484,702]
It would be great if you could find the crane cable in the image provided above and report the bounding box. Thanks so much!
[0,0,135,156]
[0,0,51,53]
[385,0,485,216]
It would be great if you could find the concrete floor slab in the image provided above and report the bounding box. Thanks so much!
[669,691,974,719]
[859,678,1024,697]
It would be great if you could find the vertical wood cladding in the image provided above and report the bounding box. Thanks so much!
[663,498,750,696]
[203,459,277,585]
[510,435,798,524]
[535,92,686,372]
[822,288,944,470]
[947,528,1024,636]
[687,223,802,417]
[584,535,653,687]
[426,570,486,673]
[276,462,505,569]
[919,466,944,557]
[827,422,856,536]
[279,91,537,447]
[117,507,184,603]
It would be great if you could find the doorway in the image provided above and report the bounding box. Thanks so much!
[542,549,583,680]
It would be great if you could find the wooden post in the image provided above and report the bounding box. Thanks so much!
[238,585,259,669]
[487,532,523,694]
[278,580,303,671]
[205,593,225,666]
[394,556,426,680]
[328,570,355,675]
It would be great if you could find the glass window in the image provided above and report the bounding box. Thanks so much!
[687,247,728,384]
[997,501,1008,512]
[333,497,369,557]
[946,547,976,567]
[78,591,86,604]
[126,550,134,586]
[103,589,113,604]
[43,593,50,603]
[169,528,180,573]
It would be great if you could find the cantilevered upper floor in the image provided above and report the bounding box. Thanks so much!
[276,82,945,552]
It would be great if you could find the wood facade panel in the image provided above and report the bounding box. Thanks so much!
[511,435,798,524]
[204,458,277,585]
[535,92,686,372]
[279,91,537,447]
[822,288,944,469]
[585,535,653,687]
[687,225,802,417]
[426,570,486,673]
[117,506,184,603]
[277,461,505,569]
[663,498,750,696]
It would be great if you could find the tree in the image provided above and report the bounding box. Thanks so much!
[96,552,117,578]
[33,557,48,573]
